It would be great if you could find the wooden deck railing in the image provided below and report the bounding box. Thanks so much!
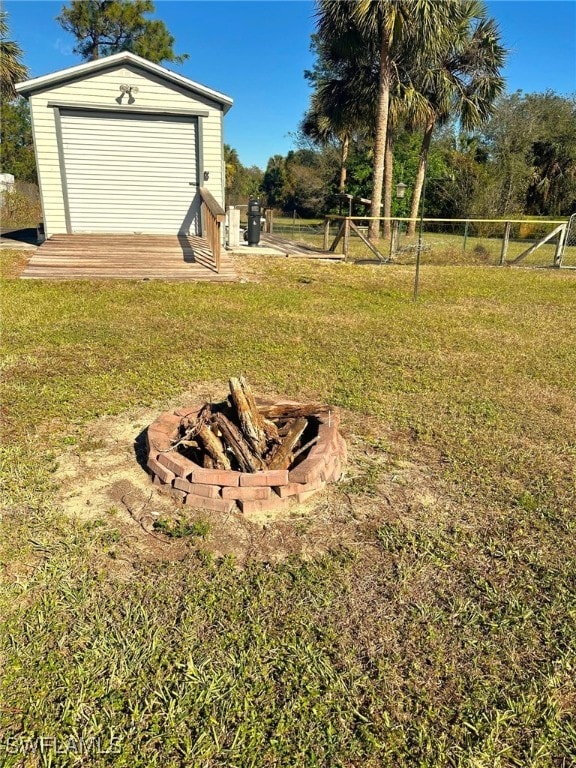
[199,187,226,272]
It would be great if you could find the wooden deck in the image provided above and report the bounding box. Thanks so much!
[21,234,238,281]
[259,234,345,260]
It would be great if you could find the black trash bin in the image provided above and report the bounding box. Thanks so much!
[246,197,261,246]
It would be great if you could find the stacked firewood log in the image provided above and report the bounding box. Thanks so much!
[173,377,328,473]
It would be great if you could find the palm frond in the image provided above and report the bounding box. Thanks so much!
[0,11,28,101]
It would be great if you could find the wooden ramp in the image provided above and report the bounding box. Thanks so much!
[21,234,237,281]
[260,234,345,260]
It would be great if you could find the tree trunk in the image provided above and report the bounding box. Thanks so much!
[368,25,391,243]
[338,134,349,194]
[407,118,435,237]
[382,128,394,238]
[90,36,100,60]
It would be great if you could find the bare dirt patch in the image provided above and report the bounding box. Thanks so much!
[55,388,457,567]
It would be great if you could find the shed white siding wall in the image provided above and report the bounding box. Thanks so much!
[29,64,224,236]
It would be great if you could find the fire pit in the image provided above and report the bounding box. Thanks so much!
[146,377,346,514]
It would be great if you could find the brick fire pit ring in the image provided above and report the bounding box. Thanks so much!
[146,399,346,514]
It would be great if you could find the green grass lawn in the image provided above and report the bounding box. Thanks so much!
[1,250,575,767]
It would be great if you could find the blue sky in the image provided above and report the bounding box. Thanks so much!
[5,0,576,169]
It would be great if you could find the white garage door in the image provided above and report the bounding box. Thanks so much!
[60,110,200,234]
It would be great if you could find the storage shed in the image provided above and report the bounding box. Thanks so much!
[16,52,233,238]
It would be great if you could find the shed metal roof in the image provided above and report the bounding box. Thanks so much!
[15,51,233,113]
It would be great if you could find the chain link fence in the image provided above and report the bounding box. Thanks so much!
[562,214,576,268]
[268,214,572,269]
[260,211,325,243]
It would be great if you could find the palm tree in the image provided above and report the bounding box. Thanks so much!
[302,106,350,195]
[302,75,374,195]
[383,79,431,235]
[316,0,459,242]
[224,144,241,198]
[0,11,28,101]
[302,31,376,196]
[406,1,506,234]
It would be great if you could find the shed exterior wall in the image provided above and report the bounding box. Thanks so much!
[29,64,225,236]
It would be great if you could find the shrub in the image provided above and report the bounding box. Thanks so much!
[0,182,41,229]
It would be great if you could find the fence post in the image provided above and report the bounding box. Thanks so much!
[500,221,511,265]
[343,217,350,260]
[553,224,567,267]
[227,206,240,247]
[389,219,399,259]
[265,208,274,234]
[323,218,330,250]
[463,219,470,254]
